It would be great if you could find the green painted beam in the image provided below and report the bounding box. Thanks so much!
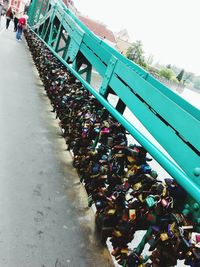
[114,61,200,152]
[62,1,200,121]
[109,74,200,184]
[27,0,200,205]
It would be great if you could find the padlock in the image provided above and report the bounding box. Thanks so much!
[91,163,100,174]
[191,232,200,248]
[88,194,93,207]
[145,195,158,208]
[160,232,169,241]
[113,229,122,238]
[196,234,200,243]
[129,209,136,220]
[125,192,133,202]
[184,251,193,265]
[168,222,176,237]
[107,209,116,215]
[146,212,157,223]
[133,182,142,191]
[161,196,173,208]
[138,194,145,203]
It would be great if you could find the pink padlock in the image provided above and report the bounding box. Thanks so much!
[196,234,200,243]
[101,128,110,134]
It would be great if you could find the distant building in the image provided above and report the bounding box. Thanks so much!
[78,15,116,47]
[115,29,132,55]
[115,29,130,42]
[62,0,77,14]
[62,0,116,47]
[9,0,27,15]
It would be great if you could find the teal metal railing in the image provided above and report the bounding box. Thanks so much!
[27,0,200,206]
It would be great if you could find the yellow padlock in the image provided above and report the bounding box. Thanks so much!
[160,233,169,241]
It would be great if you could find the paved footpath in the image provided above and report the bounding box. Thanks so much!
[0,18,113,267]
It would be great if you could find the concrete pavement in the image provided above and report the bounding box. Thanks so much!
[0,18,113,267]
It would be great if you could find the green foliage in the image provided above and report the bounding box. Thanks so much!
[126,40,147,68]
[171,76,179,82]
[176,69,184,82]
[146,54,154,65]
[159,68,176,80]
[126,39,198,90]
[147,65,159,76]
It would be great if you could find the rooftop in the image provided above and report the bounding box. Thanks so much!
[78,15,116,44]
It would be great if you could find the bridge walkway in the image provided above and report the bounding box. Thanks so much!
[0,20,113,267]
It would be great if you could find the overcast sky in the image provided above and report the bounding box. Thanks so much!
[75,0,200,75]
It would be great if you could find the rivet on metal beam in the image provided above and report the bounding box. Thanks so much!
[194,167,200,177]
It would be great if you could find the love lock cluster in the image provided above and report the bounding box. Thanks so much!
[25,30,200,267]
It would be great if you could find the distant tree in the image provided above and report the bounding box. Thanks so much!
[176,69,185,82]
[159,68,176,80]
[193,76,200,90]
[183,71,195,85]
[126,40,147,68]
[166,64,171,69]
[146,54,154,65]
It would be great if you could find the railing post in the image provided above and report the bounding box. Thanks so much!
[28,0,37,26]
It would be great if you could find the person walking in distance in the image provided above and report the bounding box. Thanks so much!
[6,7,13,29]
[16,14,27,41]
[0,0,4,19]
[13,12,19,32]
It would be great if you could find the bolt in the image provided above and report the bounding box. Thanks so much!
[193,203,200,211]
[182,208,190,216]
[184,204,190,209]
[194,167,200,176]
